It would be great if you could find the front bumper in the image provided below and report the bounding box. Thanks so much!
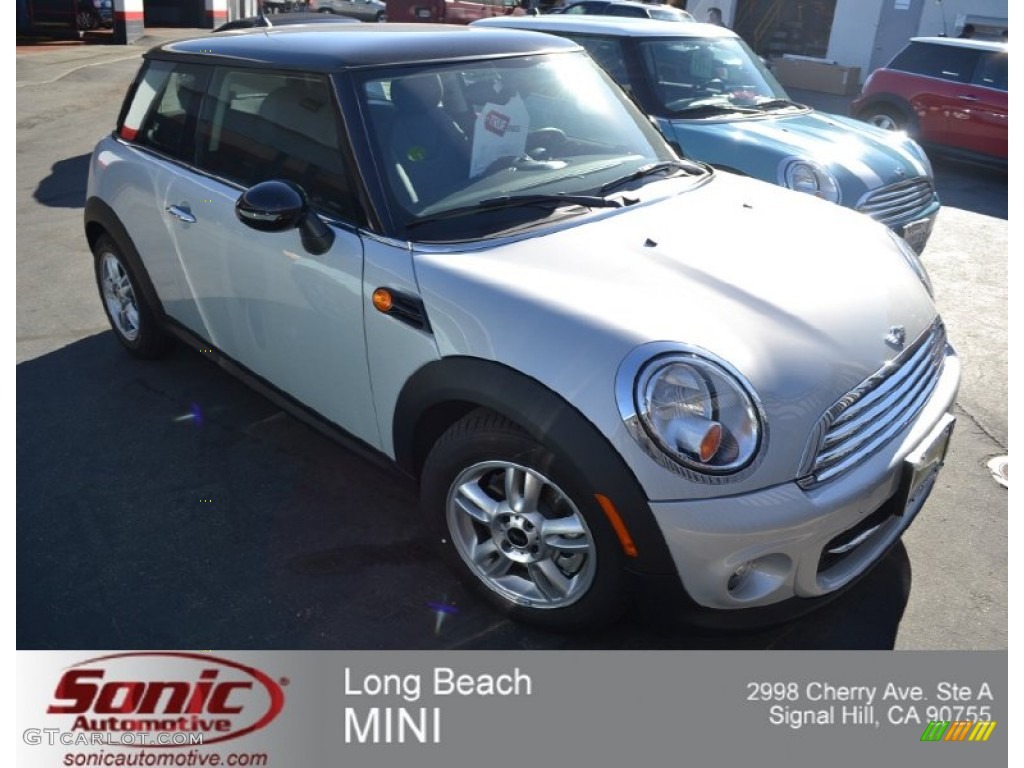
[891,209,937,254]
[649,347,960,611]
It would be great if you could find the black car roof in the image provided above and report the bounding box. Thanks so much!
[148,24,581,71]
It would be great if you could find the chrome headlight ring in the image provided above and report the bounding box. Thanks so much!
[615,343,768,484]
[778,157,841,204]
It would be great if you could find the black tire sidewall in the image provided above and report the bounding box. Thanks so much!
[93,235,167,359]
[421,411,628,631]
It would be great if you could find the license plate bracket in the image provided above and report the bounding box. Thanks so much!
[896,413,955,516]
[901,218,933,253]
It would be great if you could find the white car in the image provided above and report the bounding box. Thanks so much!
[86,25,958,630]
[313,0,388,22]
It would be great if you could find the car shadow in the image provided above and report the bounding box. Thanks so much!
[931,157,1007,220]
[34,153,91,209]
[17,333,910,650]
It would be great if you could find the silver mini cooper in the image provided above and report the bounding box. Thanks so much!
[86,24,958,630]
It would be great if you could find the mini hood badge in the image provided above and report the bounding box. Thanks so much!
[885,325,907,350]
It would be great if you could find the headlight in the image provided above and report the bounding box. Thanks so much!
[889,229,934,298]
[778,158,841,204]
[617,348,764,479]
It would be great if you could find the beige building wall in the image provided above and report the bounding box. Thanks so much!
[826,0,885,75]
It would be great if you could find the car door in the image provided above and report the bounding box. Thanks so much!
[159,66,381,447]
[908,45,981,149]
[886,41,976,147]
[948,49,1008,159]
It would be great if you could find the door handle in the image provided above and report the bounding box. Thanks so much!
[958,94,979,102]
[165,204,197,224]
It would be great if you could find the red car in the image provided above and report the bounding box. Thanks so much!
[851,37,1007,167]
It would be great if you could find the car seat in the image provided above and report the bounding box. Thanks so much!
[388,73,471,207]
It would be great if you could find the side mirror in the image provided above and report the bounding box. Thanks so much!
[236,181,335,256]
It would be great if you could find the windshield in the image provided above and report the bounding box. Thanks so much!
[356,51,692,239]
[637,37,791,114]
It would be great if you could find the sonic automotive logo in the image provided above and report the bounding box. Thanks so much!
[45,652,285,747]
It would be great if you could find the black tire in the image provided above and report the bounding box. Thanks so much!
[93,235,169,359]
[421,409,628,630]
[859,105,909,133]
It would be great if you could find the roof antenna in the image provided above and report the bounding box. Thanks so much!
[257,0,273,29]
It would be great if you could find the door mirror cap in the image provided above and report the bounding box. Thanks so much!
[236,180,335,256]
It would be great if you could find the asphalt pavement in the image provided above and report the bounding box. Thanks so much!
[14,31,1007,651]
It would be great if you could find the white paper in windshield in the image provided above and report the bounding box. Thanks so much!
[470,94,530,177]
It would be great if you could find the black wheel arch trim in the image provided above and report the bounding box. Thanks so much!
[84,196,168,323]
[393,356,678,576]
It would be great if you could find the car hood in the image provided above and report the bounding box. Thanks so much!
[657,109,931,196]
[412,172,938,490]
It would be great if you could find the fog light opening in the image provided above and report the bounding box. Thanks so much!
[728,563,752,592]
[725,554,792,602]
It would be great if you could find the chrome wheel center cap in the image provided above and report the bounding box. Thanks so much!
[493,510,544,564]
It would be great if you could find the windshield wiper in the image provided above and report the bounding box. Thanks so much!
[753,98,804,111]
[406,193,623,230]
[598,160,695,195]
[673,103,761,117]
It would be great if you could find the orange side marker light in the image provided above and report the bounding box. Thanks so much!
[594,493,639,558]
[372,288,393,312]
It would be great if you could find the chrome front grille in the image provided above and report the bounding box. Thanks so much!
[856,178,937,227]
[799,321,947,487]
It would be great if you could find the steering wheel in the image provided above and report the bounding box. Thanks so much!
[695,78,726,96]
[526,127,568,160]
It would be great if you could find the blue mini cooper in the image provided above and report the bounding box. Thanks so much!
[474,16,940,252]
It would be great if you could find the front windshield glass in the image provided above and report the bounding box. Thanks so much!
[356,51,689,238]
[637,37,790,114]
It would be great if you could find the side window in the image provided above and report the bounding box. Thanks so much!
[972,52,1007,91]
[888,42,980,83]
[606,5,646,18]
[573,36,632,90]
[195,68,358,222]
[119,61,208,162]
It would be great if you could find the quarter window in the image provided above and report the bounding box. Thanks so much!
[972,52,1007,91]
[119,62,208,162]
